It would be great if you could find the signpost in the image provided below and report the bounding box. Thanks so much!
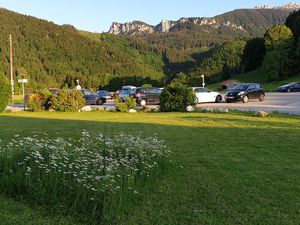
[18,79,28,110]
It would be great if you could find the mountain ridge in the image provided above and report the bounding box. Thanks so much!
[108,3,300,36]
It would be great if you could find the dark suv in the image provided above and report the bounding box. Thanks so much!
[133,87,162,106]
[225,83,265,103]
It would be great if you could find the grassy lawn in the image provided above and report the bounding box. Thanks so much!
[0,111,299,225]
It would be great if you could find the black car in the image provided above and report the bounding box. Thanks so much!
[96,90,112,100]
[81,89,106,105]
[225,83,265,103]
[132,87,162,106]
[277,82,300,92]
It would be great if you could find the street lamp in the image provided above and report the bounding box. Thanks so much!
[76,79,81,90]
[201,75,205,87]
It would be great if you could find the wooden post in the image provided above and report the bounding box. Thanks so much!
[9,34,14,103]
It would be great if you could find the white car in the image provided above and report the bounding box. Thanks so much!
[191,87,223,103]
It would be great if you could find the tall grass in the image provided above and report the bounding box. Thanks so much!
[0,131,171,224]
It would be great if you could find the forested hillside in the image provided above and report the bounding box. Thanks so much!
[216,9,292,36]
[0,8,165,91]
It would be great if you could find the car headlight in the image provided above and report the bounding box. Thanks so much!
[238,91,245,96]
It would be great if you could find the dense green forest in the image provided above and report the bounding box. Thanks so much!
[0,9,165,91]
[0,7,298,92]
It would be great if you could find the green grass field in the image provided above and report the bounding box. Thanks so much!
[0,111,299,225]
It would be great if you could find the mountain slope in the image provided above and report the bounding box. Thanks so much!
[108,7,296,49]
[216,9,293,36]
[0,8,165,90]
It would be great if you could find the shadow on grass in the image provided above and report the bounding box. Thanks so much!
[179,114,300,130]
[0,114,299,225]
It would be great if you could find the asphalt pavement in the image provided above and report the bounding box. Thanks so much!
[198,92,300,115]
[98,92,300,115]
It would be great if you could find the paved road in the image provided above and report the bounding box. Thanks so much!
[198,92,300,115]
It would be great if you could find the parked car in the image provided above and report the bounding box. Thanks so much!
[132,87,162,106]
[96,90,112,100]
[225,83,265,103]
[191,87,222,103]
[122,85,136,90]
[81,89,106,105]
[277,82,300,92]
[118,86,137,101]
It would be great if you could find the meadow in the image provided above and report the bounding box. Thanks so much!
[0,111,299,225]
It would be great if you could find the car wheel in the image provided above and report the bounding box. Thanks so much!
[140,99,147,106]
[97,99,104,105]
[259,94,265,102]
[242,95,248,103]
[287,88,291,93]
[215,95,222,103]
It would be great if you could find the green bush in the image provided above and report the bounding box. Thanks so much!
[50,89,85,112]
[27,90,52,112]
[116,103,128,112]
[0,73,11,112]
[142,84,152,87]
[126,97,136,109]
[160,82,195,112]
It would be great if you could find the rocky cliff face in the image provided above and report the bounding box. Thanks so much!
[108,21,155,36]
[108,17,245,35]
[255,2,300,9]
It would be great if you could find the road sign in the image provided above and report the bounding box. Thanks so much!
[18,79,28,83]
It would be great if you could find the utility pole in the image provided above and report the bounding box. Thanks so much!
[9,34,14,103]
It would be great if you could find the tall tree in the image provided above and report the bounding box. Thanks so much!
[285,10,300,41]
[241,38,266,72]
[262,25,294,80]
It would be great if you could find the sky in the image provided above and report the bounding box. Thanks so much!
[0,0,298,32]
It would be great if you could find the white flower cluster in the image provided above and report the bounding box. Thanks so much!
[1,131,170,195]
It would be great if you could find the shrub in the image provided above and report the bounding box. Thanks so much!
[160,82,195,112]
[142,84,152,87]
[0,131,170,222]
[50,89,85,112]
[0,73,11,112]
[116,102,128,112]
[126,97,136,109]
[27,90,52,112]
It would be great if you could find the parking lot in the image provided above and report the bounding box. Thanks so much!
[95,92,300,115]
[197,92,300,115]
[8,92,300,115]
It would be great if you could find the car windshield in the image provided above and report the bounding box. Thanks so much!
[120,90,129,95]
[287,82,297,87]
[232,84,249,91]
[98,90,109,95]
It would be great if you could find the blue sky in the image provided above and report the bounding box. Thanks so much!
[0,0,298,32]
